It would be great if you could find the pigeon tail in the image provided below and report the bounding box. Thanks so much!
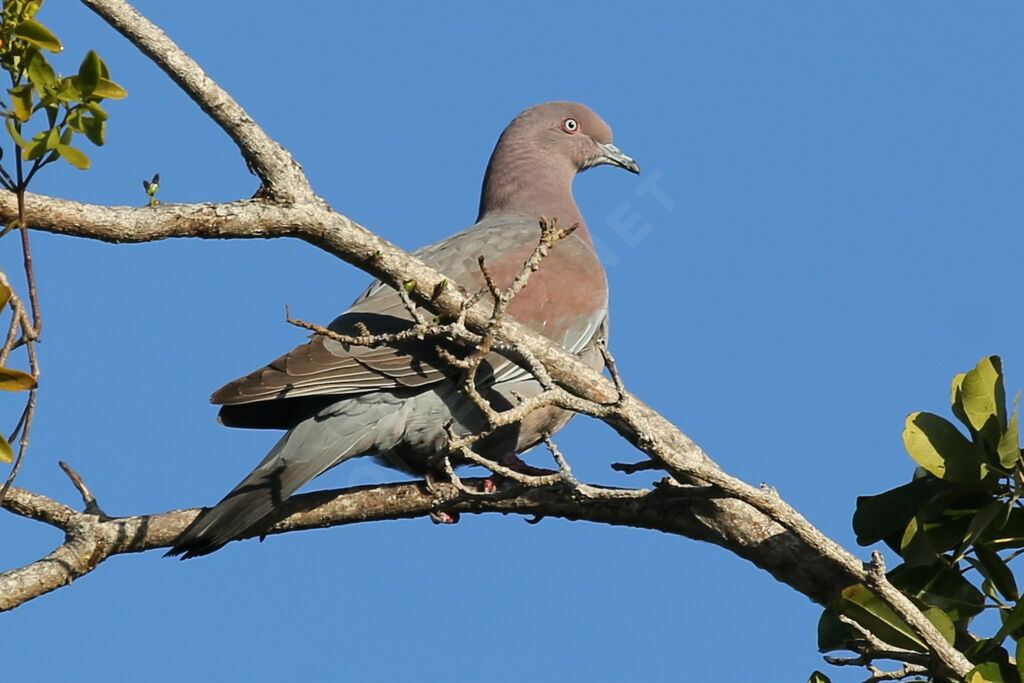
[167,409,377,559]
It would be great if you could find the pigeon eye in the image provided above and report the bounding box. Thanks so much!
[561,117,580,134]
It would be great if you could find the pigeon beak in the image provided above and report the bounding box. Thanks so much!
[596,142,640,174]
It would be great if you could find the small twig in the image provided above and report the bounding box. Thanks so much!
[823,651,929,682]
[462,450,561,488]
[544,435,649,499]
[596,337,625,401]
[398,282,428,325]
[285,304,459,349]
[865,664,929,683]
[476,255,500,299]
[438,454,494,497]
[652,478,721,498]
[0,389,35,505]
[611,459,662,474]
[58,461,108,518]
[16,187,41,337]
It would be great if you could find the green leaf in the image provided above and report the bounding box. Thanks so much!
[976,544,1019,602]
[853,478,944,545]
[7,84,34,123]
[44,126,59,149]
[81,116,105,146]
[12,19,63,53]
[924,509,981,556]
[807,672,831,683]
[983,508,1024,550]
[24,0,45,18]
[961,356,1008,450]
[998,393,1021,469]
[26,49,56,94]
[836,583,925,651]
[84,100,108,121]
[90,78,127,100]
[0,284,10,309]
[55,143,90,169]
[67,109,84,133]
[1016,637,1024,680]
[22,135,46,161]
[904,411,986,482]
[77,50,102,96]
[0,433,12,464]
[961,500,1007,557]
[54,77,82,103]
[901,515,939,566]
[816,607,855,652]
[954,371,970,426]
[5,118,28,148]
[990,601,1024,653]
[889,562,985,621]
[0,367,37,391]
[969,662,1006,683]
[965,642,1021,683]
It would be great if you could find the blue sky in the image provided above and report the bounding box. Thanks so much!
[2,2,1023,681]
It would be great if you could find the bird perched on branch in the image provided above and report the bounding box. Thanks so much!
[169,101,639,558]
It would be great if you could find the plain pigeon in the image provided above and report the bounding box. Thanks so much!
[168,101,639,558]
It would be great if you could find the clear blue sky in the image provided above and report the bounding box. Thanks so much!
[3,2,1022,681]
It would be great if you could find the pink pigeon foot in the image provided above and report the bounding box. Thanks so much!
[430,510,460,524]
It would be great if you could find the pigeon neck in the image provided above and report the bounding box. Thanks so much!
[477,152,591,244]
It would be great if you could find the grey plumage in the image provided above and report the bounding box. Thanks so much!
[168,102,638,558]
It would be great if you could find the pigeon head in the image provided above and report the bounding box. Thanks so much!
[478,101,639,226]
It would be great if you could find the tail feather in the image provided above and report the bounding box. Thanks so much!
[167,413,375,559]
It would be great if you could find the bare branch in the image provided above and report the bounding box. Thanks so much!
[611,459,662,474]
[80,0,314,201]
[0,474,788,612]
[58,461,108,518]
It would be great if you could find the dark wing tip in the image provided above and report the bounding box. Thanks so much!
[165,518,230,560]
[164,541,225,560]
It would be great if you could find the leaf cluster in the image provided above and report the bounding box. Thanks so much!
[815,356,1024,682]
[0,0,125,181]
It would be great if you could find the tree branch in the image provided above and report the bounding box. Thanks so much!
[80,0,314,202]
[0,476,847,612]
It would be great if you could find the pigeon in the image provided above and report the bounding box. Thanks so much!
[168,101,639,558]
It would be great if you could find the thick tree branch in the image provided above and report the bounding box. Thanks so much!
[80,0,314,202]
[0,477,851,612]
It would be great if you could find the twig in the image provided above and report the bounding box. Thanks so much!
[0,389,36,505]
[544,435,649,499]
[16,186,41,337]
[0,165,43,507]
[596,337,625,401]
[611,459,662,474]
[58,461,108,518]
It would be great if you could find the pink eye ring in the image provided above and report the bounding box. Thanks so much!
[561,117,580,134]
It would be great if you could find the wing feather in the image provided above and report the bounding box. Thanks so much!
[212,216,608,411]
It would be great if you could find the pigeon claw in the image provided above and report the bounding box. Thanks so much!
[430,510,460,525]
